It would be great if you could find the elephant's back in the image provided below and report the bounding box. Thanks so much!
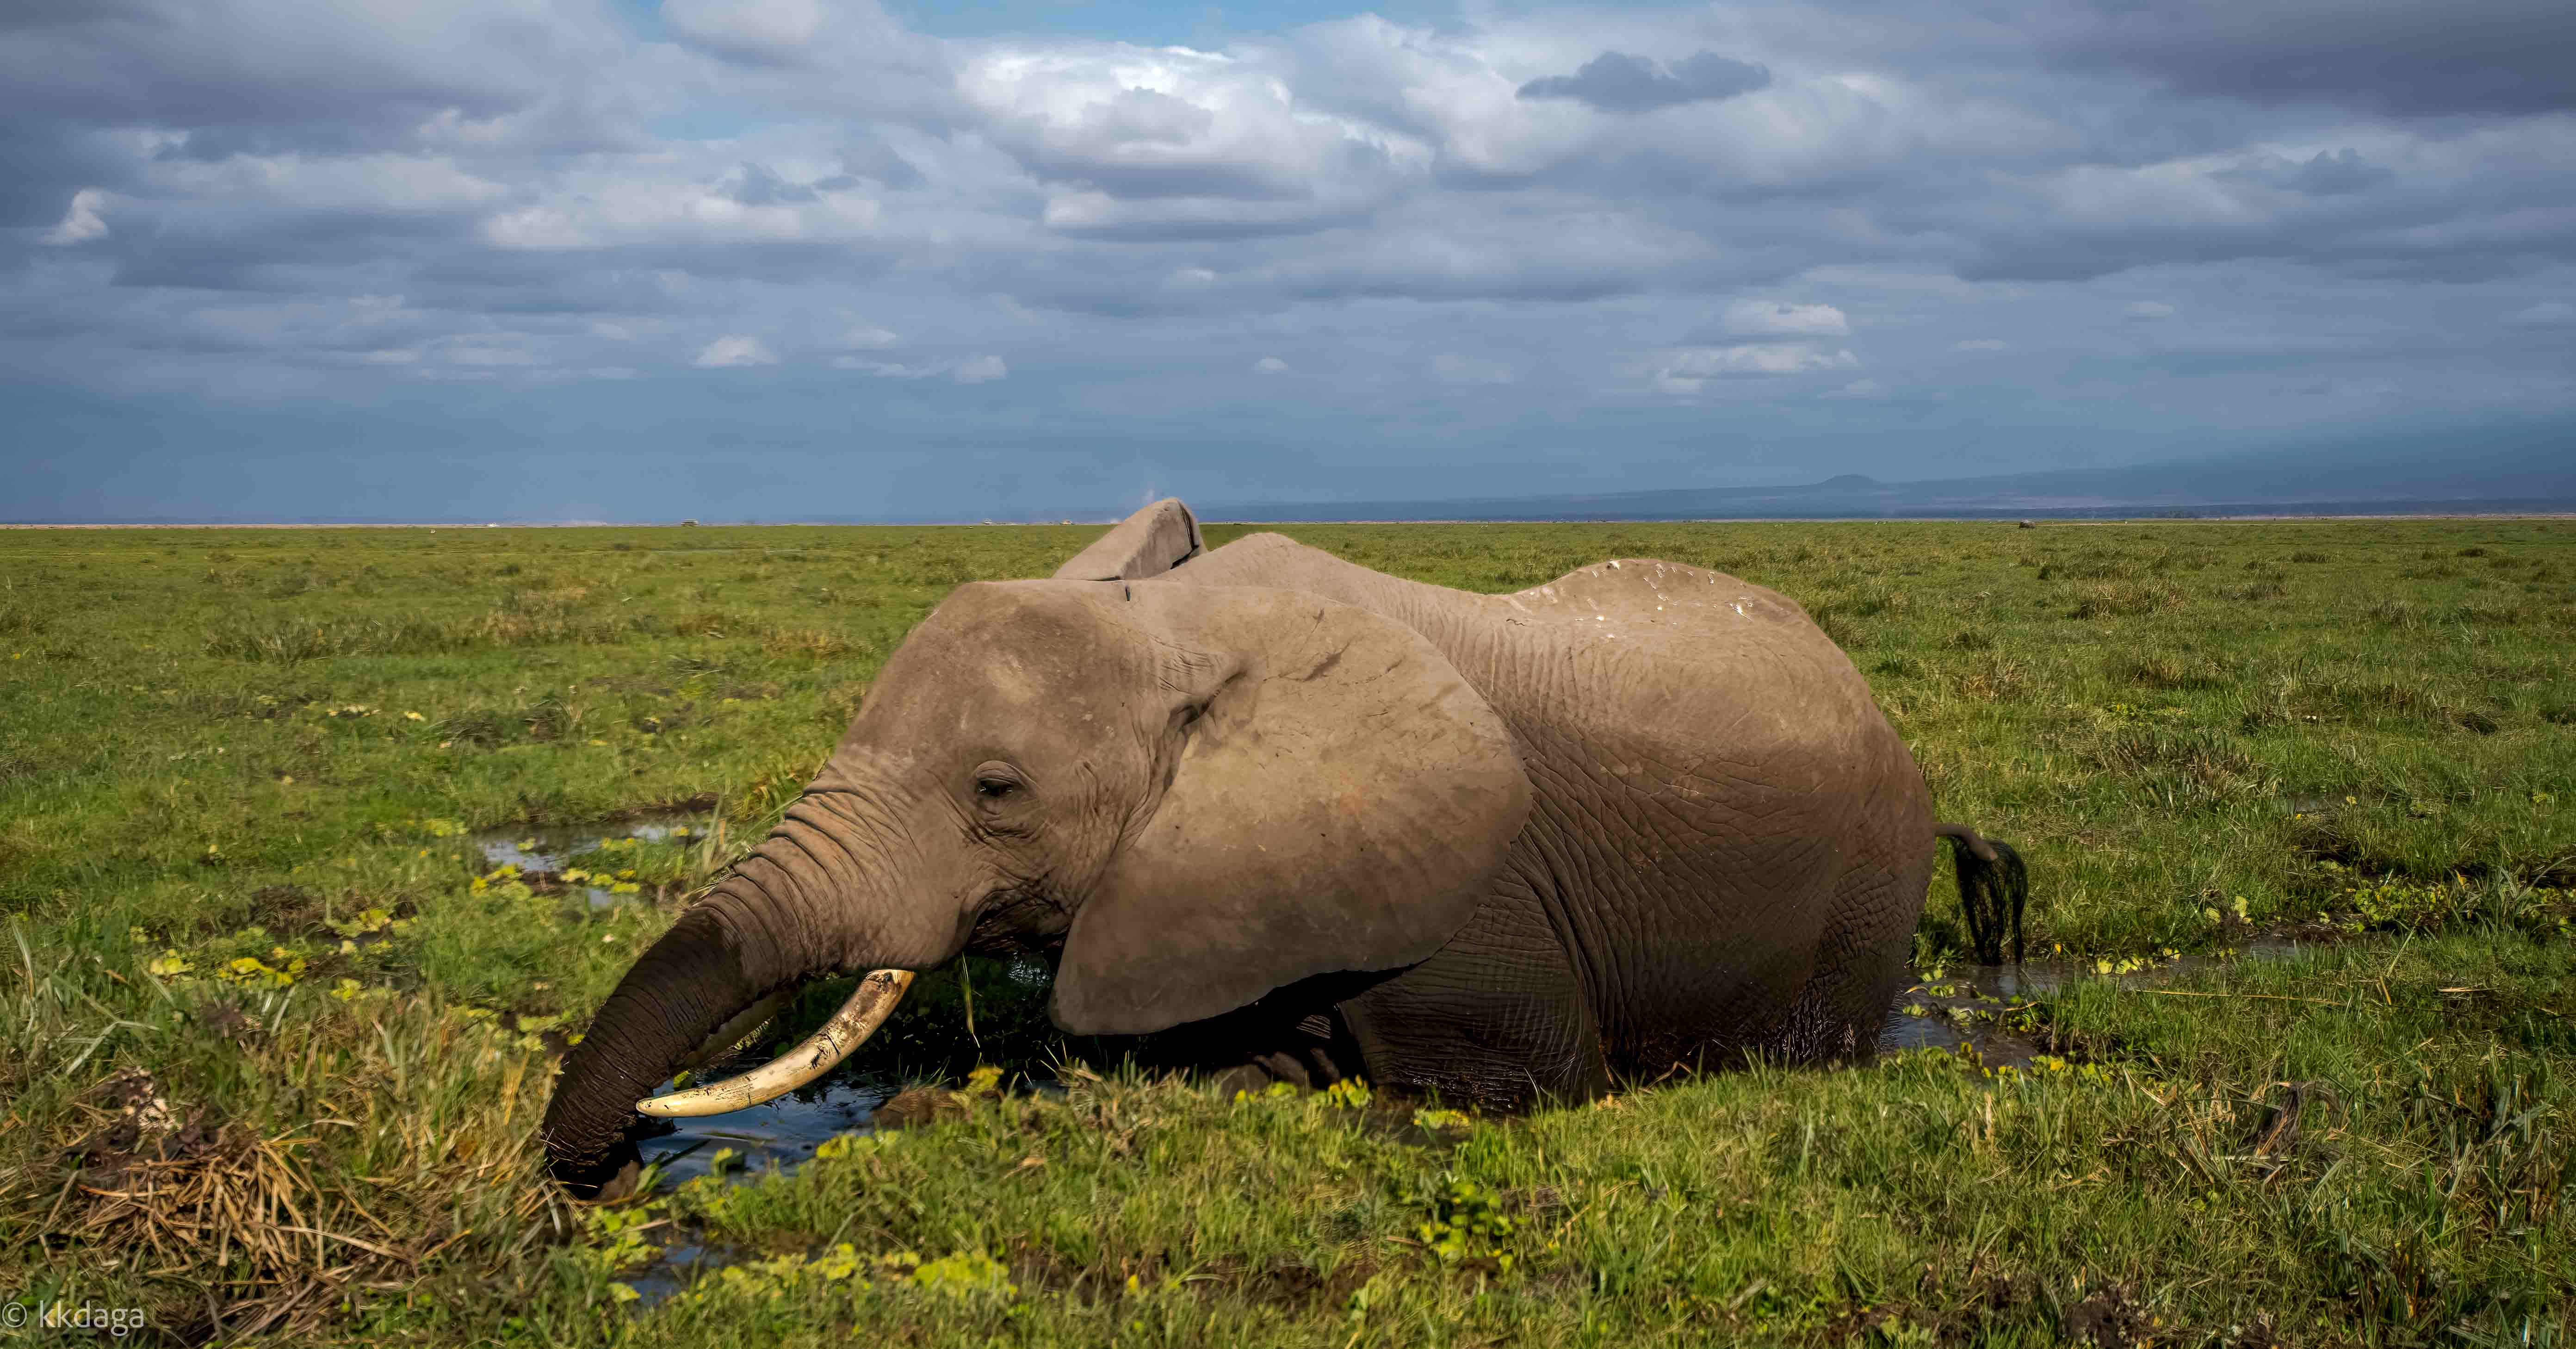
[1490,559,1876,737]
[1503,558,1819,653]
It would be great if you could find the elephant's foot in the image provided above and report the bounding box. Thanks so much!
[1209,1013,1362,1094]
[1142,997,1369,1096]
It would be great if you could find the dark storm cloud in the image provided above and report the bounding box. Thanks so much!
[1517,50,1772,113]
[1925,156,2576,284]
[2031,0,2576,115]
[4,0,2575,525]
[0,0,566,132]
[2218,149,2396,197]
[823,138,926,191]
[0,118,138,228]
[152,124,383,163]
[725,162,822,206]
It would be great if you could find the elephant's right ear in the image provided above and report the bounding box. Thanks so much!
[1053,498,1203,581]
[1050,585,1532,1036]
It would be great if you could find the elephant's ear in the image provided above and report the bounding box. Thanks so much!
[1051,585,1532,1035]
[1053,498,1203,581]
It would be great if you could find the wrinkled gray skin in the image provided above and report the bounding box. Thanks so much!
[544,500,1941,1193]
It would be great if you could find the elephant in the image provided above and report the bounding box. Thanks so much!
[543,499,2024,1194]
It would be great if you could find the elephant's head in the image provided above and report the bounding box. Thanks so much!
[541,578,1531,1193]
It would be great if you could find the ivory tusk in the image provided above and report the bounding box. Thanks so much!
[637,970,914,1118]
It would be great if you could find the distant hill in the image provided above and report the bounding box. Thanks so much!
[1194,426,2576,522]
[9,424,2567,527]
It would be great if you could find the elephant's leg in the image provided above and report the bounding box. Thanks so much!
[1782,852,1921,1064]
[1131,972,1375,1094]
[1337,881,1610,1109]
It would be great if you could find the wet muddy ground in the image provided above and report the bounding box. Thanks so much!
[476,817,704,912]
[1877,939,2309,1069]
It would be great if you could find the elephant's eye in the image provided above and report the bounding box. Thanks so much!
[971,760,1026,805]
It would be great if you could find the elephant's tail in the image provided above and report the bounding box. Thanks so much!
[1933,823,2027,965]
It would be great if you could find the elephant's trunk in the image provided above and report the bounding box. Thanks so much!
[541,808,897,1196]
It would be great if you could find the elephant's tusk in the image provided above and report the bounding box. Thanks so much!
[636,970,914,1118]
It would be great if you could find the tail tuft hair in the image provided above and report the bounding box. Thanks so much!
[1935,824,2027,965]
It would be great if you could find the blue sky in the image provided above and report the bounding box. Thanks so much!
[4,0,2572,521]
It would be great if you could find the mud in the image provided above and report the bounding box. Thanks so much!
[474,812,707,913]
[1877,938,2313,1069]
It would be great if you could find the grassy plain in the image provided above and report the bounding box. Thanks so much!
[0,517,2570,1345]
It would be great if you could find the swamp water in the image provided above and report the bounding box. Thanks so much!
[488,820,2316,1301]
[476,818,909,1186]
[1876,938,2310,1068]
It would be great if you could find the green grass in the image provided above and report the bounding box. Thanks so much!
[1,518,2570,1344]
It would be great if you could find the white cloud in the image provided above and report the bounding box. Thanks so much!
[41,189,109,246]
[695,335,778,367]
[1720,299,1851,339]
[664,0,832,63]
[1654,342,1858,394]
[953,354,1009,384]
[2123,301,2178,321]
[661,0,926,75]
[1664,343,1858,377]
[832,357,938,377]
[956,37,1437,242]
[845,324,901,348]
[2503,300,2573,328]
[1252,355,1290,373]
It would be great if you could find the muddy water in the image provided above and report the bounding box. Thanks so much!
[476,817,703,912]
[478,818,915,1303]
[474,817,910,1184]
[1876,938,2311,1068]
